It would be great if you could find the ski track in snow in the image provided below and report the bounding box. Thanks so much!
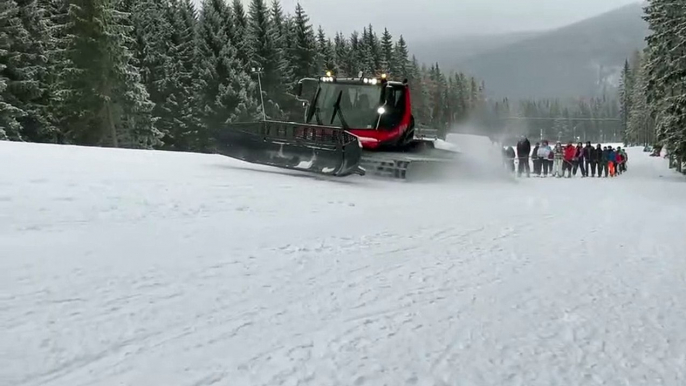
[2,140,686,386]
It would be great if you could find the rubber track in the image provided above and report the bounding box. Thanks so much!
[359,154,456,180]
[360,157,411,179]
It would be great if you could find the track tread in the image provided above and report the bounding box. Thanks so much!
[358,141,460,180]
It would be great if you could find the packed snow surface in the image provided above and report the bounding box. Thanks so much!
[2,137,686,386]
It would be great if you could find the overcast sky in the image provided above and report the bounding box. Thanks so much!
[197,0,640,39]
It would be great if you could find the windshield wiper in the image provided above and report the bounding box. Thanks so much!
[329,90,350,129]
[305,87,323,125]
[313,107,323,125]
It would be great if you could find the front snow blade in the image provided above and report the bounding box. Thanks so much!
[214,120,365,177]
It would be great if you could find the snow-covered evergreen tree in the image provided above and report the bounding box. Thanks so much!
[122,0,174,142]
[0,0,27,140]
[247,0,291,118]
[54,0,159,147]
[365,24,381,74]
[427,63,449,130]
[13,0,59,142]
[291,3,316,81]
[269,0,288,50]
[0,70,20,140]
[619,59,633,143]
[281,15,298,79]
[315,26,335,74]
[270,0,285,34]
[359,27,376,75]
[42,0,70,140]
[333,32,349,76]
[344,31,362,76]
[453,72,469,123]
[0,0,59,141]
[157,0,205,150]
[393,35,410,80]
[446,74,460,126]
[627,51,654,146]
[324,39,336,75]
[269,0,294,85]
[197,0,258,149]
[410,58,431,126]
[643,0,686,157]
[379,28,394,76]
[229,0,250,70]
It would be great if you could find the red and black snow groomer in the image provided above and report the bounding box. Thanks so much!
[214,72,459,179]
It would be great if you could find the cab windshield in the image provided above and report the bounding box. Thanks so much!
[308,83,382,128]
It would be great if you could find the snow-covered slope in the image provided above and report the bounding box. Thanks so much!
[2,140,686,386]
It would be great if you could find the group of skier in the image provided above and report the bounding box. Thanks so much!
[503,137,629,178]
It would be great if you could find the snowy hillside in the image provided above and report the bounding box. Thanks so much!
[456,3,648,99]
[2,139,686,386]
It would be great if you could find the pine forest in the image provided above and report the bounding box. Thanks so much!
[618,0,686,169]
[0,0,486,152]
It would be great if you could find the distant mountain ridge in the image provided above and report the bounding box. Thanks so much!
[411,2,648,99]
[407,30,543,68]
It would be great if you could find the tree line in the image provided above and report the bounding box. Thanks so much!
[0,0,485,152]
[473,95,622,144]
[619,0,686,167]
[619,50,654,148]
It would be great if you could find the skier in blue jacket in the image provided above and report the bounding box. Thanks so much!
[607,147,617,176]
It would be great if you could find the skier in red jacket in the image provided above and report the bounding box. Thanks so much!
[563,143,576,178]
[615,152,624,175]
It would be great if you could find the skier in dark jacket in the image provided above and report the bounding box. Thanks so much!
[532,142,541,176]
[516,136,531,177]
[583,142,594,177]
[591,143,602,177]
[600,146,610,177]
[607,146,617,177]
[617,147,628,173]
[572,143,586,177]
[504,146,516,173]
